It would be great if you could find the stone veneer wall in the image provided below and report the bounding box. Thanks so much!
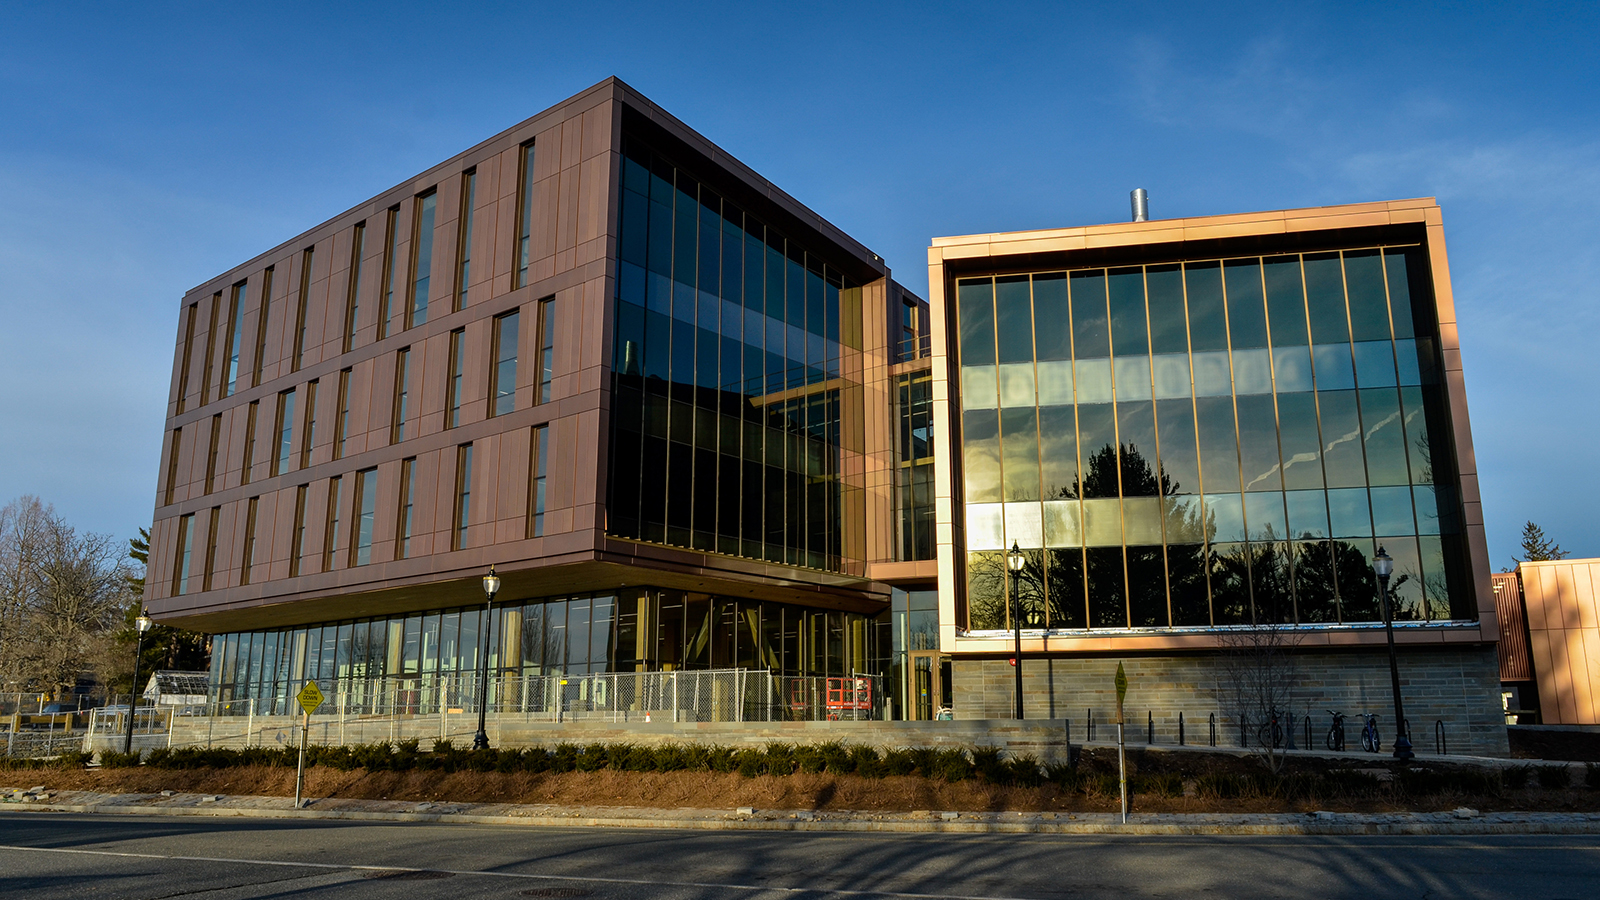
[951,645,1509,757]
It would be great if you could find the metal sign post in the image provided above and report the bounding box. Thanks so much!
[1114,662,1128,825]
[294,681,324,809]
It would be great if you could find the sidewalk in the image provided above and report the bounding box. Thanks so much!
[5,787,1599,835]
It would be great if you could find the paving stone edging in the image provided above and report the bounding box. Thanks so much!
[5,789,1600,835]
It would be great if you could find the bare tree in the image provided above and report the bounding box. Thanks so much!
[0,496,133,698]
[1218,624,1305,774]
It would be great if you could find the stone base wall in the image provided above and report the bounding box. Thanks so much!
[166,716,1076,763]
[951,644,1509,757]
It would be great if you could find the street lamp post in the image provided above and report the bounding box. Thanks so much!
[1007,541,1026,720]
[472,566,501,751]
[1372,547,1414,761]
[125,610,153,755]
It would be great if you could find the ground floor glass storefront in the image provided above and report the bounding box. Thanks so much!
[208,588,894,715]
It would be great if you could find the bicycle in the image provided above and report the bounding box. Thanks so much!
[1325,710,1346,752]
[1256,708,1284,749]
[1359,713,1381,753]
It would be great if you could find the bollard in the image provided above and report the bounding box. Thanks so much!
[1178,711,1186,746]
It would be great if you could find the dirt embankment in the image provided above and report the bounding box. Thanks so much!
[9,759,1599,816]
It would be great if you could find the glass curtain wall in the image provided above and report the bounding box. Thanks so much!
[209,590,890,712]
[897,372,935,560]
[608,136,863,571]
[956,246,1469,632]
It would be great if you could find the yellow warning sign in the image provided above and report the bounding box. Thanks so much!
[296,681,325,715]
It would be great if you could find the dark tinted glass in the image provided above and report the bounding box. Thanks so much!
[1038,405,1078,499]
[1155,398,1200,495]
[1223,259,1268,349]
[1236,394,1281,492]
[1108,268,1148,358]
[1263,256,1308,347]
[1359,388,1411,485]
[1070,271,1109,358]
[1086,547,1126,628]
[994,276,1034,364]
[1031,274,1070,360]
[1194,396,1240,493]
[1075,404,1118,499]
[1317,390,1365,488]
[1127,544,1168,627]
[1344,250,1391,342]
[1117,400,1159,497]
[1184,262,1227,351]
[962,409,1001,502]
[1275,392,1323,490]
[1145,265,1187,355]
[1047,549,1086,628]
[958,279,996,366]
[1303,253,1349,344]
[1208,543,1250,624]
[1001,407,1040,501]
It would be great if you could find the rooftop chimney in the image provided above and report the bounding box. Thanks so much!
[1131,188,1149,223]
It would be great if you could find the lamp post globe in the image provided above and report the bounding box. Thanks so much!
[1372,546,1413,761]
[472,566,500,751]
[1007,541,1026,720]
[125,610,155,755]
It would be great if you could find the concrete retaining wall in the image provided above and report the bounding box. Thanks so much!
[952,645,1509,757]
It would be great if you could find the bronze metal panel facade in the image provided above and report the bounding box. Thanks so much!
[1521,559,1600,725]
[1492,572,1532,681]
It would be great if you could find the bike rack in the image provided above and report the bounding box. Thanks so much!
[1303,713,1312,750]
[1286,712,1296,750]
[1086,708,1094,742]
[1239,713,1248,748]
[1404,718,1412,742]
[1208,712,1216,747]
[1178,711,1186,746]
[1434,719,1446,755]
[1147,710,1154,744]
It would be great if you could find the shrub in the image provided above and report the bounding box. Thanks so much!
[848,745,884,778]
[620,744,656,772]
[1536,765,1571,790]
[549,743,580,773]
[932,748,971,783]
[1587,763,1600,790]
[652,744,688,772]
[793,744,825,774]
[99,749,142,768]
[56,749,94,769]
[705,745,737,774]
[575,743,610,773]
[1196,773,1243,799]
[763,743,795,776]
[970,746,1006,784]
[1502,765,1532,790]
[1043,762,1080,791]
[818,742,853,775]
[734,749,765,778]
[1133,772,1181,798]
[881,747,918,777]
[1321,769,1382,797]
[1003,754,1044,788]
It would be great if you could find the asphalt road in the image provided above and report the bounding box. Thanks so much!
[3,812,1598,899]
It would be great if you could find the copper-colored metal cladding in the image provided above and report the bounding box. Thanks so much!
[927,199,1498,656]
[1518,559,1600,725]
[145,78,919,635]
[1493,572,1532,682]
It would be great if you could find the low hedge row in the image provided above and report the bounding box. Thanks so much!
[6,742,1599,799]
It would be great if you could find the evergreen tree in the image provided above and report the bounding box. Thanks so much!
[1517,520,1568,565]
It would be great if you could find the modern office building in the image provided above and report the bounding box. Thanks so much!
[1493,559,1600,725]
[929,200,1506,754]
[145,78,1505,752]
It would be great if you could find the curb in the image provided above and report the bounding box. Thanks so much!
[7,792,1600,836]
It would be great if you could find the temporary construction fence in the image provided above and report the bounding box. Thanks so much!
[166,669,885,750]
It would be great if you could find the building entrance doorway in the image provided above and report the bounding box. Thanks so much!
[909,651,951,719]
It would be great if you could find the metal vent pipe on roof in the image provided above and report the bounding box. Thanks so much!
[1131,188,1149,222]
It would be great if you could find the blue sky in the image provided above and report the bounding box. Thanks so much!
[1,1,1596,566]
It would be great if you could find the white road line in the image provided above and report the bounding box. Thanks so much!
[0,844,1037,900]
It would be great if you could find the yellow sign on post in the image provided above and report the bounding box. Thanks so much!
[296,681,324,716]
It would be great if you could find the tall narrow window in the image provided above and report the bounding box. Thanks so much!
[251,266,273,387]
[490,310,519,416]
[223,281,247,398]
[344,222,366,352]
[516,142,535,288]
[176,302,197,413]
[202,506,221,591]
[397,457,416,559]
[391,347,411,443]
[273,389,296,477]
[201,292,221,405]
[528,424,548,538]
[300,380,319,469]
[240,401,258,486]
[537,297,555,404]
[204,414,223,494]
[455,169,475,311]
[446,327,465,428]
[333,368,352,460]
[453,444,473,550]
[292,247,313,371]
[173,514,195,596]
[352,467,377,566]
[323,475,342,572]
[241,496,259,585]
[409,190,436,328]
[379,206,400,340]
[164,428,183,506]
[289,484,308,577]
